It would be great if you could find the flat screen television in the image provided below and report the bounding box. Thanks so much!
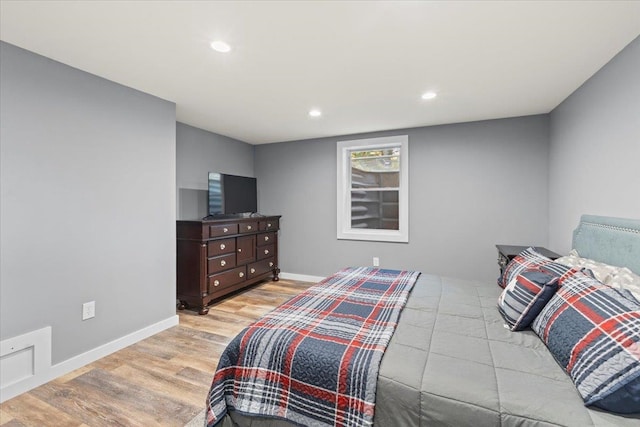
[207,172,258,216]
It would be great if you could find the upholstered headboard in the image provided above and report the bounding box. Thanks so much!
[572,214,640,275]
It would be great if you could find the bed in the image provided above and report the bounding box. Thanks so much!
[206,214,640,426]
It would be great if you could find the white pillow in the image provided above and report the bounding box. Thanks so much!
[608,267,640,301]
[555,249,640,300]
[554,249,618,284]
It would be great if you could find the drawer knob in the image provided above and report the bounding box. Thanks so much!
[269,262,274,267]
[239,272,244,278]
[267,223,272,228]
[220,260,226,266]
[238,248,242,253]
[220,243,226,250]
[223,227,228,233]
[247,225,252,230]
[264,236,269,241]
[264,249,269,255]
[213,280,220,287]
[250,268,256,274]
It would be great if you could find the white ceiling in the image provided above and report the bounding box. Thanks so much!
[1,1,639,145]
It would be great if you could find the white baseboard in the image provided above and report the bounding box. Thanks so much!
[0,315,178,403]
[279,272,325,283]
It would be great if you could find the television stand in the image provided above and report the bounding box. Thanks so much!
[177,215,281,314]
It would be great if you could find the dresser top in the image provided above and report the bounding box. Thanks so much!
[178,214,281,225]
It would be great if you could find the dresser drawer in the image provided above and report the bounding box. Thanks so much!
[207,253,236,274]
[239,222,258,234]
[209,223,238,238]
[259,219,279,231]
[257,244,275,260]
[248,258,275,278]
[207,238,236,257]
[208,266,246,293]
[257,232,275,247]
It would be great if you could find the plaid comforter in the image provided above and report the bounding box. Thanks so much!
[205,267,420,427]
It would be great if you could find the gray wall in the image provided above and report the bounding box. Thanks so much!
[176,122,254,219]
[0,42,177,364]
[255,115,550,283]
[548,36,640,254]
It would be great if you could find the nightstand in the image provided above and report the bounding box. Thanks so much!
[496,244,561,287]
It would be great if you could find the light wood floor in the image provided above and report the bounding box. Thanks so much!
[0,279,314,427]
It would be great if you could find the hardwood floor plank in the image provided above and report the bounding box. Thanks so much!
[169,353,221,376]
[155,325,230,345]
[175,366,214,387]
[72,368,200,425]
[0,279,314,426]
[0,394,84,427]
[30,380,150,427]
[110,365,206,411]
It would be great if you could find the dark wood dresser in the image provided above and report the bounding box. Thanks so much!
[177,215,281,314]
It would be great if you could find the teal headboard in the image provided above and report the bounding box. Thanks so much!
[572,214,640,275]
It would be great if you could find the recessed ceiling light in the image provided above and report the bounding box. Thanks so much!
[421,91,437,100]
[210,40,231,53]
[309,109,322,117]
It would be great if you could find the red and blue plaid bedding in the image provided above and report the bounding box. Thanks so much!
[205,267,421,427]
[532,270,640,413]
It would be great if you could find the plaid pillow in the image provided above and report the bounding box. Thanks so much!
[532,270,640,414]
[500,247,570,288]
[498,269,560,331]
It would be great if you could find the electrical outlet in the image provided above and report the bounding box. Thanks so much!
[373,257,380,267]
[82,301,95,320]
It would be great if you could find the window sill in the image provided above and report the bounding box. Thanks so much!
[337,228,408,243]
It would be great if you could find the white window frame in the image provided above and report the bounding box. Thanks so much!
[336,135,409,243]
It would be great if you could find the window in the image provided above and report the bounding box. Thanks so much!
[337,135,409,242]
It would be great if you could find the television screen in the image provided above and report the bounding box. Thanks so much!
[208,173,257,216]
